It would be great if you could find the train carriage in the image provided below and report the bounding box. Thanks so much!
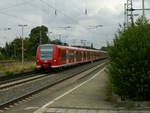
[36,44,107,70]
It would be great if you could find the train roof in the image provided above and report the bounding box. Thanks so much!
[39,44,101,52]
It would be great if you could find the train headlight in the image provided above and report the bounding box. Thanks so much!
[53,60,56,62]
[44,60,48,63]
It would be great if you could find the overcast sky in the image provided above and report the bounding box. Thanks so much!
[0,0,150,48]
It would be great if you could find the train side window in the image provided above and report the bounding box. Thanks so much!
[62,51,66,60]
[68,51,73,59]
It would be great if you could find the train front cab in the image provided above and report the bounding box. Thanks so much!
[36,44,57,71]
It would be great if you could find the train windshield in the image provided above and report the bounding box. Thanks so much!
[40,44,54,60]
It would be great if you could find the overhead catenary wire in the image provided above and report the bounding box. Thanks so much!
[0,0,50,18]
[39,0,91,40]
[0,0,42,26]
[1,0,102,34]
[0,11,39,25]
[39,0,96,34]
[0,0,84,26]
[1,0,115,48]
[0,0,36,12]
[40,0,79,24]
[42,0,115,37]
[0,0,77,43]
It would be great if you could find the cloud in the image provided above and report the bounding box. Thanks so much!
[0,0,150,48]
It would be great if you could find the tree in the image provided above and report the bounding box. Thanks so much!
[11,38,22,59]
[108,16,150,100]
[0,25,68,60]
[50,39,63,45]
[101,46,108,51]
[0,47,4,60]
[27,25,50,57]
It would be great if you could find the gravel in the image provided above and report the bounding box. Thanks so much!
[0,60,106,106]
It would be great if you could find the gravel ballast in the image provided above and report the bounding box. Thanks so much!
[0,60,106,106]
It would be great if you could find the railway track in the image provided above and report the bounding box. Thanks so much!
[0,62,91,89]
[0,73,47,90]
[0,59,107,109]
[0,70,40,85]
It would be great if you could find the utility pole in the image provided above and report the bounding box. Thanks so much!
[40,27,42,45]
[142,0,145,17]
[18,24,28,66]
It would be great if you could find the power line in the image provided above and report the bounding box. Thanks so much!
[39,0,89,38]
[40,0,79,24]
[63,0,86,15]
[0,0,36,12]
[126,0,150,25]
[40,0,99,36]
[0,11,38,25]
[0,0,44,26]
[26,1,52,17]
[0,0,50,18]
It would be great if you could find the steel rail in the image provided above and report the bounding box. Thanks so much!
[0,59,108,109]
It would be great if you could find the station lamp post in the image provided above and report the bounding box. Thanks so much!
[18,24,28,66]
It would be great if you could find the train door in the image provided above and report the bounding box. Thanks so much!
[66,50,69,64]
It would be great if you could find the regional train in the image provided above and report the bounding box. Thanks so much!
[36,44,107,70]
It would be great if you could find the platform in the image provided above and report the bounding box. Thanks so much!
[33,68,149,113]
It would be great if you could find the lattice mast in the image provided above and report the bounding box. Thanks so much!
[127,0,134,25]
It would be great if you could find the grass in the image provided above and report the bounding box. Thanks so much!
[0,61,36,75]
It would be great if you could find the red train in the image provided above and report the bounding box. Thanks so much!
[36,44,107,70]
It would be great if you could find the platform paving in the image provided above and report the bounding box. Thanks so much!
[34,67,150,113]
[43,108,149,113]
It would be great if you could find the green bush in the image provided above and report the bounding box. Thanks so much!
[0,53,4,60]
[108,17,150,100]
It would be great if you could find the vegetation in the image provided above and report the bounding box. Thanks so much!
[0,25,66,60]
[107,16,150,101]
[27,25,50,57]
[0,25,70,74]
[101,46,108,51]
[0,61,35,74]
